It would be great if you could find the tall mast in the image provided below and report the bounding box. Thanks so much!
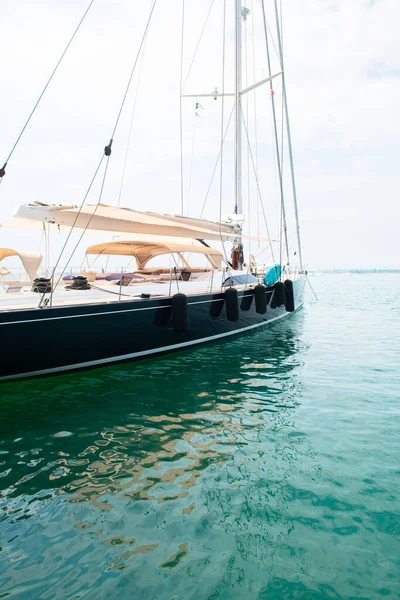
[273,0,303,271]
[234,0,242,217]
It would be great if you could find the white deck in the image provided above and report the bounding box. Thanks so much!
[0,270,303,313]
[0,271,234,312]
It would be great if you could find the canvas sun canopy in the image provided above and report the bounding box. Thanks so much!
[85,240,223,269]
[0,248,42,281]
[13,203,241,242]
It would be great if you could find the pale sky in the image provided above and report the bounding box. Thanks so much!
[1,0,399,270]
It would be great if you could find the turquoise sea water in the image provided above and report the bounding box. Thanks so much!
[0,273,399,599]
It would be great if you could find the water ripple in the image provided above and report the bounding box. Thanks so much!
[0,274,399,599]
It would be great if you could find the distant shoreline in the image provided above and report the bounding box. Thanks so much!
[310,269,400,274]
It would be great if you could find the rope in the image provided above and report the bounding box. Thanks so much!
[49,151,105,304]
[253,243,276,260]
[0,0,96,183]
[280,89,285,272]
[49,1,158,302]
[179,0,185,214]
[306,274,318,301]
[218,0,230,273]
[53,155,111,294]
[110,0,157,142]
[258,0,281,68]
[244,14,251,265]
[251,0,260,245]
[90,283,132,298]
[117,23,148,208]
[277,0,285,272]
[181,0,216,92]
[240,106,276,264]
[260,0,289,266]
[187,119,197,215]
[199,105,234,219]
[280,78,284,273]
[38,223,45,256]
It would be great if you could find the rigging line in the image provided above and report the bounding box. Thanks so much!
[47,222,51,274]
[86,248,103,270]
[240,105,276,264]
[273,0,303,271]
[257,0,281,69]
[104,234,118,273]
[279,0,285,273]
[244,14,251,265]
[49,151,105,303]
[279,0,285,176]
[179,0,185,215]
[306,274,318,301]
[50,2,158,301]
[266,20,281,68]
[187,119,197,216]
[253,243,277,259]
[278,98,284,272]
[110,0,157,141]
[218,0,230,271]
[281,77,285,172]
[0,0,96,181]
[275,229,296,251]
[181,0,216,93]
[117,22,148,208]
[199,104,234,219]
[280,73,285,271]
[49,242,57,267]
[90,283,132,298]
[53,155,111,293]
[251,0,260,245]
[260,0,289,266]
[167,253,181,293]
[38,223,45,255]
[279,44,285,272]
[279,167,283,269]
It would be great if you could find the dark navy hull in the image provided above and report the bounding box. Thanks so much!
[0,278,306,381]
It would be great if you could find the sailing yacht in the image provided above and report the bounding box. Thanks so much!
[0,0,306,382]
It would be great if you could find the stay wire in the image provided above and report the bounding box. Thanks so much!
[260,0,289,266]
[257,0,281,68]
[38,223,45,256]
[278,0,285,271]
[251,0,260,245]
[280,0,285,175]
[110,0,158,142]
[187,119,197,215]
[51,2,158,300]
[181,0,216,92]
[179,0,185,214]
[306,274,318,301]
[240,105,276,264]
[244,15,251,264]
[117,21,149,208]
[53,155,111,293]
[0,0,96,182]
[199,105,234,219]
[49,151,105,304]
[218,0,230,272]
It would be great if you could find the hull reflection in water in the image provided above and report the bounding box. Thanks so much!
[0,316,314,598]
